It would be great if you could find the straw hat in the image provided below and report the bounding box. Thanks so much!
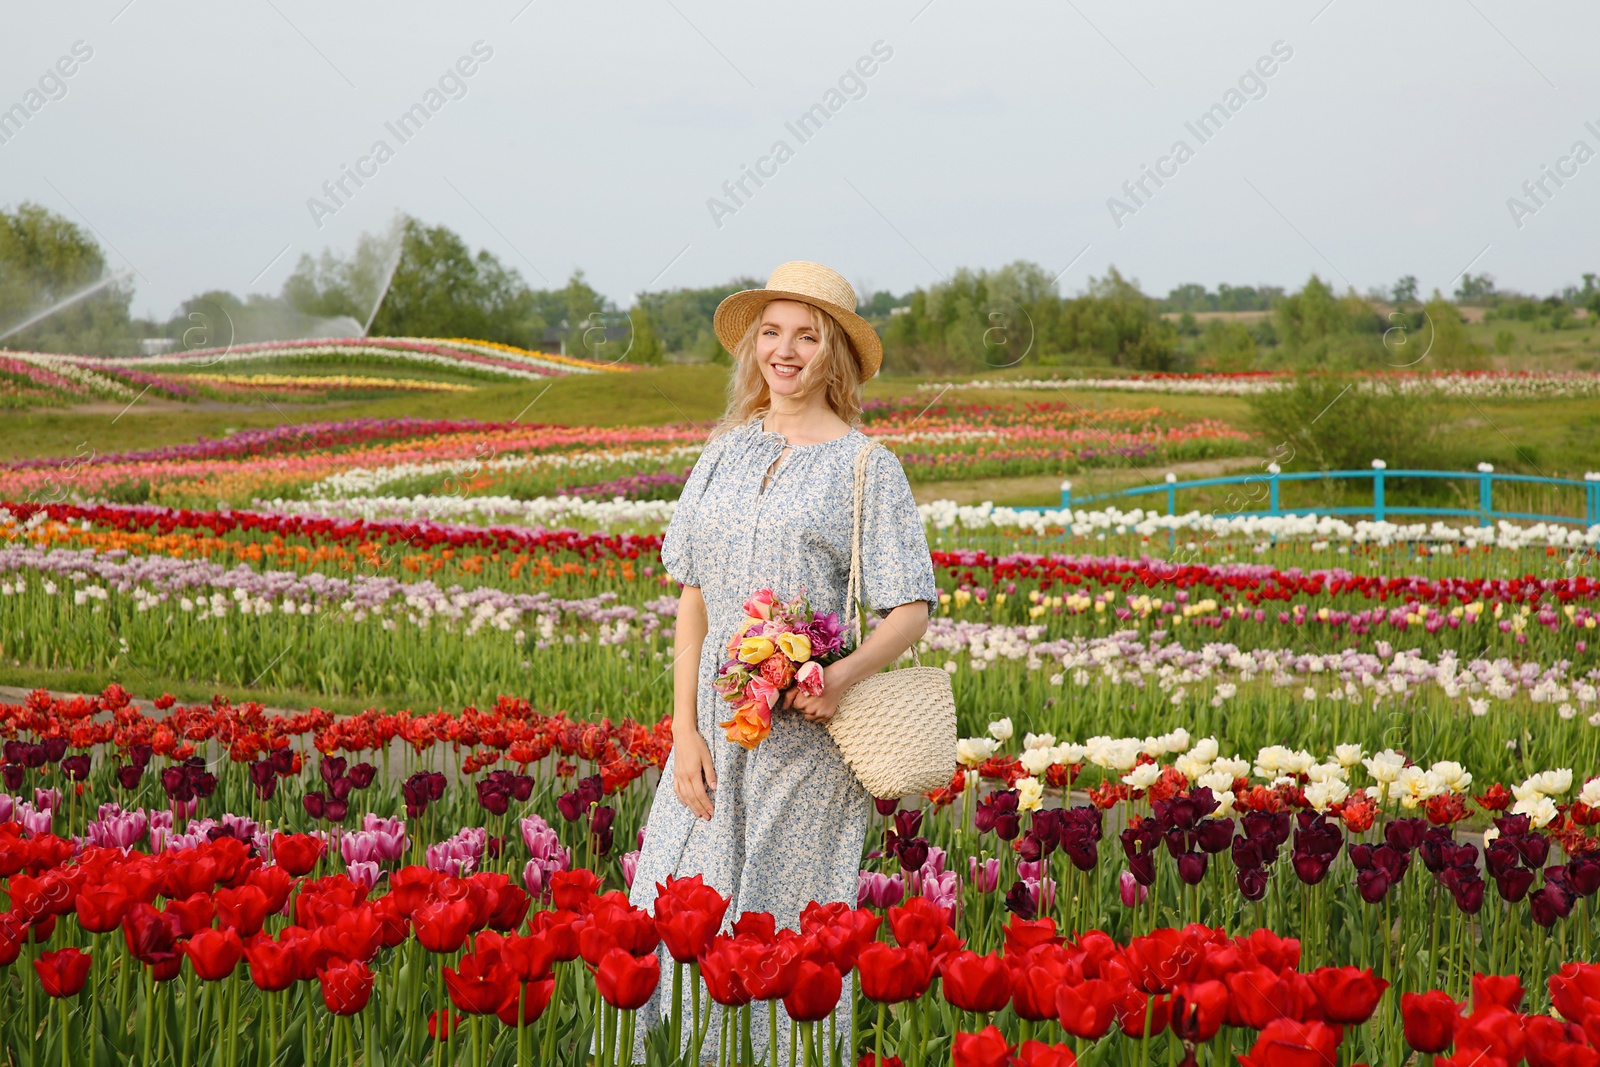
[713,261,883,381]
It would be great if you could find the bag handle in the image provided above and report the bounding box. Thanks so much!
[845,441,923,666]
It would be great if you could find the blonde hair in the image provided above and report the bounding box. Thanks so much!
[710,299,863,440]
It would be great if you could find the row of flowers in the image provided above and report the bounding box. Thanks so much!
[921,370,1600,400]
[4,673,1600,1065]
[86,336,631,376]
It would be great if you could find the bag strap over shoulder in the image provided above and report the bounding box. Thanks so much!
[844,440,923,665]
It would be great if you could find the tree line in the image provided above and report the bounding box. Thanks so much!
[4,202,1597,372]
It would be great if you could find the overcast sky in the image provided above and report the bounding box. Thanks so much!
[5,1,1596,320]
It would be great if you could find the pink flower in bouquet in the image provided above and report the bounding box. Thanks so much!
[802,613,846,658]
[795,661,825,697]
[758,652,797,690]
[746,675,780,710]
[743,589,776,620]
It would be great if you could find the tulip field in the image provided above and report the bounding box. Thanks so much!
[1,377,1600,1066]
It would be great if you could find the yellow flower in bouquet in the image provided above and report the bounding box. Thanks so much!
[719,699,771,750]
[725,616,764,654]
[775,631,811,663]
[736,633,776,665]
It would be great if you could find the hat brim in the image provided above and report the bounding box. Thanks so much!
[712,289,883,381]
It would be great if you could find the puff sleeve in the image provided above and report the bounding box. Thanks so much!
[658,433,725,588]
[857,445,938,617]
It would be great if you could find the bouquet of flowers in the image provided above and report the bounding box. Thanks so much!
[714,587,847,750]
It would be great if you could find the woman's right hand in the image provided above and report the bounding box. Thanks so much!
[672,727,718,821]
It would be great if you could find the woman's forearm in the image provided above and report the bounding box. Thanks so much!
[834,600,930,688]
[672,585,709,736]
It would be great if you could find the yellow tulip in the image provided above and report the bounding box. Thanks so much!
[776,631,811,663]
[736,634,775,665]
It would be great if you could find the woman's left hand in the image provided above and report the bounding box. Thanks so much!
[783,661,853,723]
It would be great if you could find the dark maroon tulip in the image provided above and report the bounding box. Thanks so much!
[1530,879,1575,927]
[893,809,923,839]
[478,784,510,817]
[249,761,277,801]
[509,775,534,803]
[1494,867,1535,903]
[1197,818,1235,854]
[161,766,193,802]
[1513,834,1550,869]
[1293,853,1331,885]
[1237,866,1269,901]
[1568,854,1600,897]
[268,748,297,775]
[42,737,68,763]
[1177,852,1208,885]
[1372,845,1411,882]
[61,755,90,781]
[1356,868,1391,904]
[1384,817,1426,851]
[1447,875,1485,915]
[2,764,23,790]
[320,756,347,785]
[874,797,900,817]
[324,799,348,823]
[302,792,326,819]
[1003,880,1037,919]
[115,763,144,790]
[348,762,376,789]
[897,838,929,873]
[1493,813,1532,837]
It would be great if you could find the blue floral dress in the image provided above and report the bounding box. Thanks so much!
[627,416,938,1062]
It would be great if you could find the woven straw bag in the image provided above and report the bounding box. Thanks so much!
[825,441,957,799]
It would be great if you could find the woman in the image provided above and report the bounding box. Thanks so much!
[627,261,938,1062]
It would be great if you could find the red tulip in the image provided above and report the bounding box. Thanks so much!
[1002,916,1062,956]
[783,960,842,1022]
[1171,980,1229,1043]
[1453,1006,1526,1066]
[886,896,950,951]
[855,1056,903,1067]
[701,939,753,1007]
[243,936,299,992]
[548,869,601,911]
[33,948,92,997]
[528,910,581,963]
[1225,966,1293,1030]
[428,1010,463,1041]
[593,946,659,1010]
[318,959,373,1015]
[215,885,272,938]
[1013,1040,1079,1067]
[1056,978,1115,1040]
[1400,990,1460,1054]
[496,978,556,1025]
[732,911,777,942]
[941,951,1011,1014]
[1471,973,1524,1014]
[184,927,244,981]
[413,899,475,954]
[1113,989,1171,1038]
[1010,944,1075,1022]
[1237,1018,1342,1067]
[655,905,721,963]
[1304,966,1388,1024]
[271,833,325,877]
[952,1025,1012,1067]
[445,950,510,1015]
[74,881,133,934]
[857,942,933,1004]
[500,932,556,983]
[163,893,214,937]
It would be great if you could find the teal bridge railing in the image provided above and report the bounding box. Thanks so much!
[1058,463,1600,528]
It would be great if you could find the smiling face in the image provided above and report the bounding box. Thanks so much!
[754,299,822,399]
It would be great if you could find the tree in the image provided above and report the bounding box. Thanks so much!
[1418,292,1487,370]
[1454,273,1496,304]
[627,307,664,364]
[0,201,137,354]
[1390,275,1418,305]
